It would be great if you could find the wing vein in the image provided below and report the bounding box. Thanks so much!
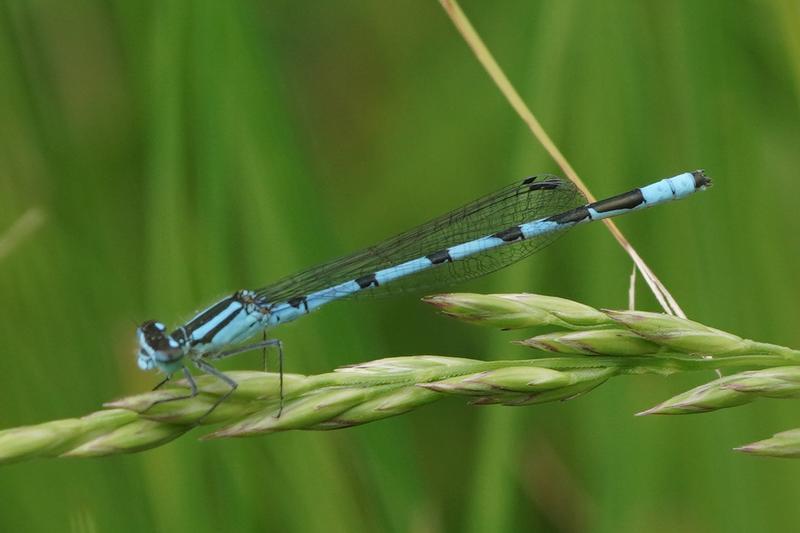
[256,175,584,303]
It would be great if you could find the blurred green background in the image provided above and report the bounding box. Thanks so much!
[1,1,800,531]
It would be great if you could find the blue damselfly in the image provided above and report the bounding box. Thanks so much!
[137,170,711,418]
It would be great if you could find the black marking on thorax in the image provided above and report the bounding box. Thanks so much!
[356,273,379,289]
[197,306,243,345]
[426,249,453,264]
[184,292,250,345]
[590,189,645,213]
[185,296,237,333]
[171,327,189,347]
[547,206,590,224]
[493,226,525,242]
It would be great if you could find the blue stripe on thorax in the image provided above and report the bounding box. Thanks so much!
[205,309,263,347]
[180,292,270,353]
[188,301,243,342]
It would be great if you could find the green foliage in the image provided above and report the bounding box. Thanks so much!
[1,1,800,531]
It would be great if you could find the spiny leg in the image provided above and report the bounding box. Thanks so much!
[193,359,238,423]
[275,340,284,418]
[207,338,282,361]
[148,367,198,410]
[204,338,285,417]
[183,366,198,396]
[152,374,171,391]
[262,330,268,372]
[252,338,285,417]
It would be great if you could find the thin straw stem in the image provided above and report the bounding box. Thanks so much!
[438,0,685,317]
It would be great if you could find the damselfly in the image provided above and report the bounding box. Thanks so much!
[136,170,711,418]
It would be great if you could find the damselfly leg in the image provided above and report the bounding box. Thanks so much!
[148,367,199,413]
[207,338,285,417]
[152,375,171,391]
[193,359,238,422]
[146,338,283,423]
[262,331,268,372]
[147,363,232,424]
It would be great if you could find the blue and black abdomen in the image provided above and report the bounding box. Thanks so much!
[258,171,710,327]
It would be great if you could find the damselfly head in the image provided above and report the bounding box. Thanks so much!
[136,320,181,371]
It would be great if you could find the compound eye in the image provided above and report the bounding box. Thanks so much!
[138,320,173,350]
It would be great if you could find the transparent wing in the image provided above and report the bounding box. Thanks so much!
[256,175,584,303]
